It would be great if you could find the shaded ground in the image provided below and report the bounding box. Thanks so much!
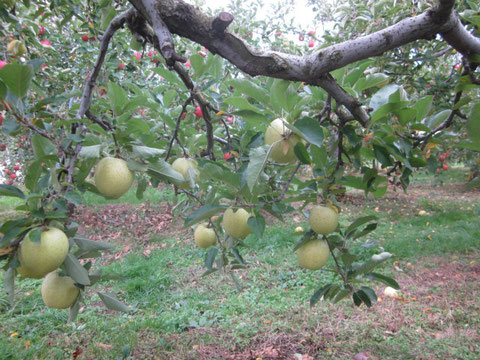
[67,181,480,359]
[106,255,480,360]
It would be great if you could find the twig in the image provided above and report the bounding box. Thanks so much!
[165,95,194,160]
[325,237,353,291]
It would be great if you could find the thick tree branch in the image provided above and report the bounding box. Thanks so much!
[140,0,478,82]
[77,8,136,119]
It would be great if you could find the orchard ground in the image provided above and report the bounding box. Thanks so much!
[1,167,479,359]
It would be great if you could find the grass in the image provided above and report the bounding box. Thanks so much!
[1,171,479,359]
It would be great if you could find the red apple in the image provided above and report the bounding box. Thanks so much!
[14,165,20,171]
[81,34,89,42]
[194,106,202,118]
[0,60,7,69]
[436,168,441,173]
[0,144,6,151]
[10,173,16,179]
[0,114,3,126]
[6,169,10,174]
[117,62,125,70]
[40,40,51,46]
[39,25,45,36]
[185,59,191,68]
[224,152,232,160]
[443,164,448,171]
[299,34,304,41]
[225,117,233,123]
[133,52,142,60]
[181,112,186,120]
[308,40,314,48]
[308,30,315,36]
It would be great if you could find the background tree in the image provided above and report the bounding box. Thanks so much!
[0,0,479,316]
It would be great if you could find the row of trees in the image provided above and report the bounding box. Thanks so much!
[0,0,479,318]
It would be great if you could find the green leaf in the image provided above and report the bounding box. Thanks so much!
[269,79,290,113]
[413,95,433,122]
[73,237,114,251]
[310,283,334,307]
[293,117,324,147]
[246,145,270,192]
[147,159,185,186]
[426,110,451,129]
[367,272,400,289]
[248,214,265,239]
[4,267,15,304]
[68,294,82,322]
[29,227,42,244]
[0,184,25,199]
[293,142,311,164]
[97,292,132,312]
[293,229,316,252]
[333,288,351,304]
[355,73,390,91]
[0,63,33,98]
[227,79,269,105]
[467,103,480,144]
[24,161,43,192]
[184,204,227,227]
[107,82,128,116]
[31,133,56,159]
[136,177,147,200]
[132,145,165,159]
[190,53,205,79]
[79,145,102,158]
[63,253,91,286]
[64,191,83,206]
[346,215,377,237]
[224,96,264,114]
[204,247,218,270]
[0,80,7,100]
[369,84,400,112]
[373,145,393,167]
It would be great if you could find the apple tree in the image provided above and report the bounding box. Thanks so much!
[0,0,479,317]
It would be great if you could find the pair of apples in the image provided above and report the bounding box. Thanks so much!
[17,227,79,309]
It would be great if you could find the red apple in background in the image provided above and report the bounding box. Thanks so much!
[194,106,202,118]
[181,112,186,120]
[197,51,207,58]
[299,34,304,41]
[308,40,314,47]
[443,164,449,170]
[6,169,10,175]
[133,51,142,60]
[185,59,191,68]
[40,40,51,46]
[14,165,20,171]
[0,60,7,69]
[308,30,315,36]
[39,25,45,36]
[0,144,6,151]
[225,117,233,123]
[10,173,16,179]
[0,114,3,126]
[117,62,125,70]
[224,152,232,160]
[81,34,89,42]
[436,168,441,173]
